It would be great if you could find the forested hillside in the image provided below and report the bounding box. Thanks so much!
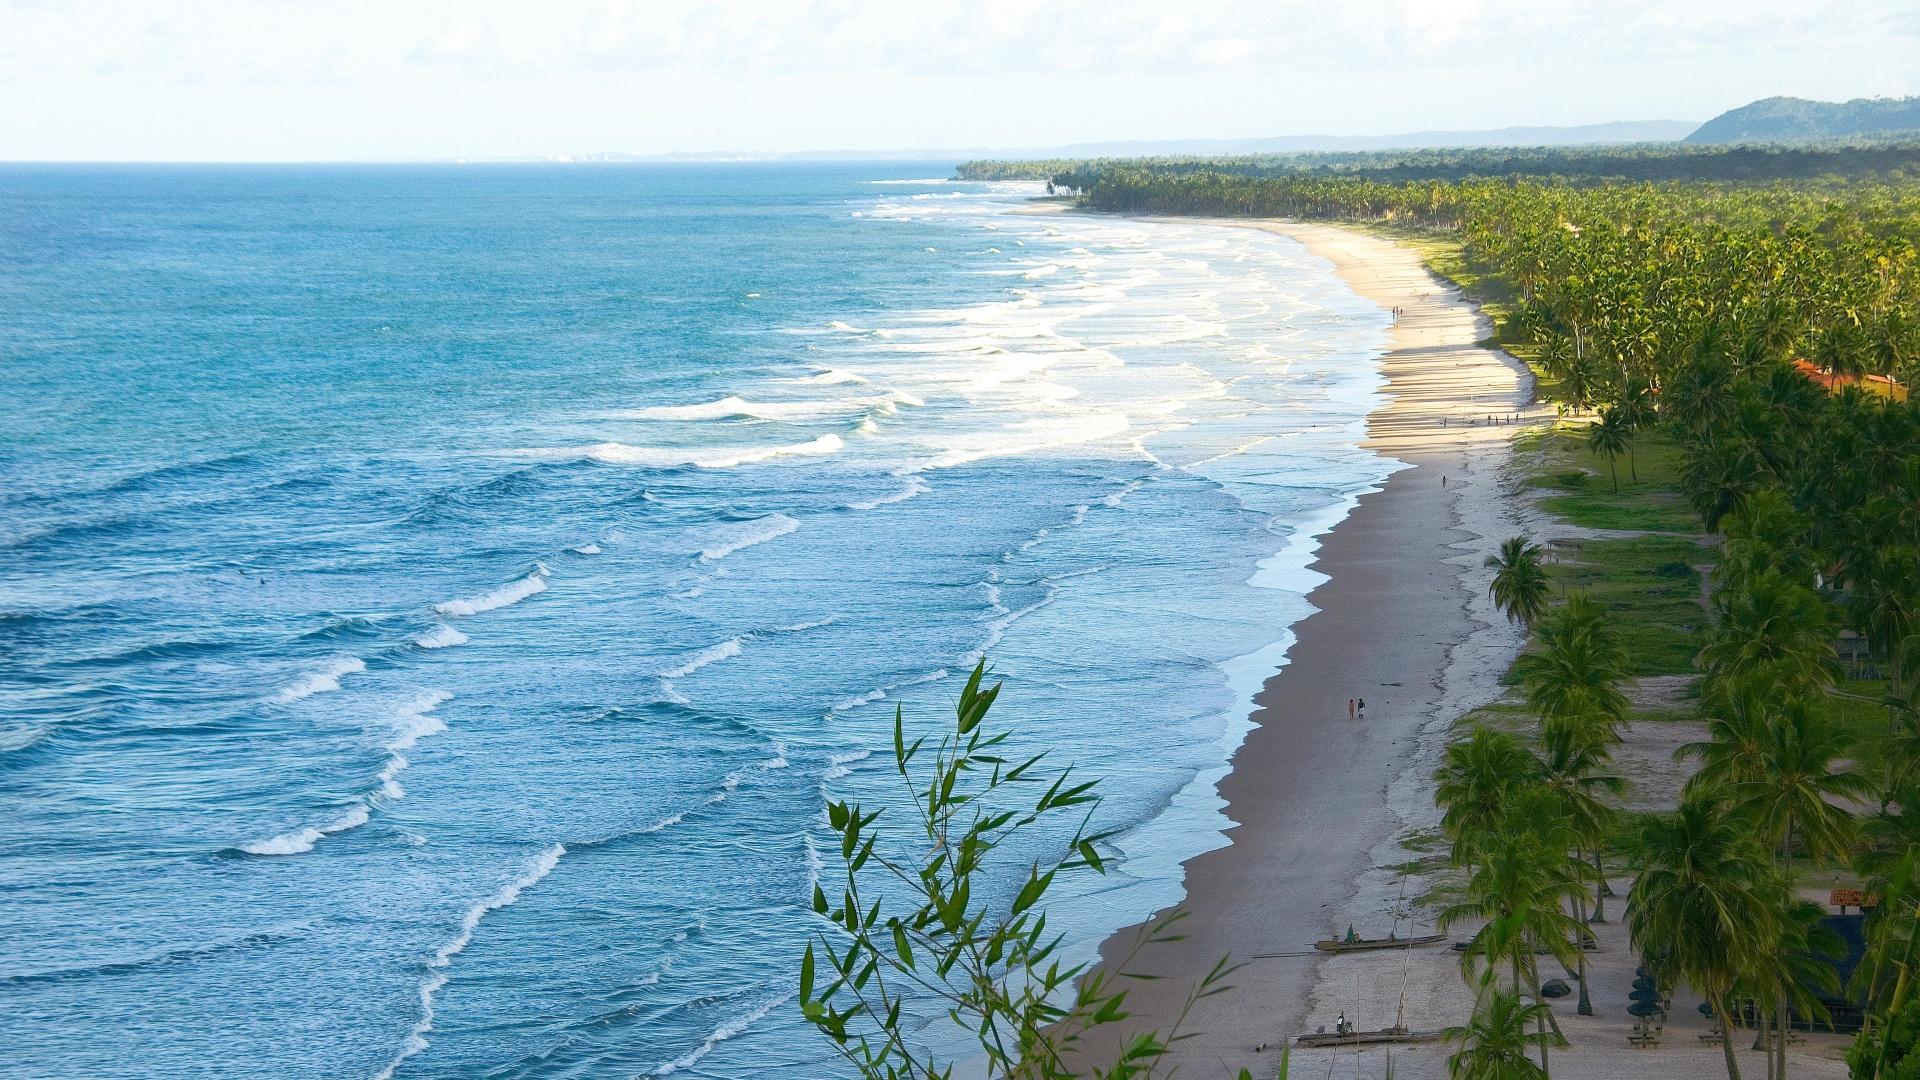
[1688,95,1920,144]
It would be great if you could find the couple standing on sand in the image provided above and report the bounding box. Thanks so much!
[1347,697,1366,719]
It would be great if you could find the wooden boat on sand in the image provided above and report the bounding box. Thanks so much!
[1295,1026,1444,1047]
[1313,933,1447,953]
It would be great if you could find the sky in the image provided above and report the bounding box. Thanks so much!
[1,0,1916,161]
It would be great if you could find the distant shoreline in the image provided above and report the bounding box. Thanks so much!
[1076,214,1539,1072]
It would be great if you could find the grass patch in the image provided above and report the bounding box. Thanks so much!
[1522,423,1700,533]
[1548,534,1712,676]
[1820,678,1903,794]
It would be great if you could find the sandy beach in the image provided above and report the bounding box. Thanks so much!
[1080,218,1543,1074]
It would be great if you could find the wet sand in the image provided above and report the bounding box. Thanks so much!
[1081,219,1540,1074]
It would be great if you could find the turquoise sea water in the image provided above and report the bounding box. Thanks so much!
[0,164,1393,1077]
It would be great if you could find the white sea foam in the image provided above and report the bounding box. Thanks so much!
[698,513,799,562]
[846,473,930,510]
[238,690,452,856]
[645,992,790,1078]
[659,638,744,679]
[621,395,873,422]
[922,412,1132,470]
[434,565,549,617]
[518,433,843,470]
[376,845,566,1080]
[828,688,886,714]
[796,367,865,385]
[823,749,872,781]
[414,625,469,649]
[571,542,602,555]
[271,655,365,703]
[238,804,370,856]
[389,690,454,750]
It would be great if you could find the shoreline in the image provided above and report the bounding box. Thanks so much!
[1081,217,1540,1072]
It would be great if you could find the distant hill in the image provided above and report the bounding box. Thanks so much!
[1686,96,1920,144]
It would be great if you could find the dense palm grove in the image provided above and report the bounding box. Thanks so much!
[989,161,1920,1079]
[959,142,1920,186]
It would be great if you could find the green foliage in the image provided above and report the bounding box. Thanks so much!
[1626,796,1779,1023]
[800,661,1234,1079]
[1541,536,1708,675]
[1850,989,1920,1080]
[1512,594,1631,734]
[1443,986,1559,1080]
[1485,535,1550,627]
[959,140,1920,187]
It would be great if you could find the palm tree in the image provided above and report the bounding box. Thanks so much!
[1445,986,1559,1080]
[1538,722,1624,1011]
[1679,675,1780,794]
[1440,788,1588,1076]
[1697,570,1838,700]
[1486,536,1552,628]
[1718,489,1814,594]
[1435,728,1546,867]
[1740,892,1844,1080]
[1734,702,1870,873]
[1628,795,1780,1080]
[1513,595,1631,736]
[1854,806,1920,1062]
[1683,438,1765,531]
[1587,408,1631,492]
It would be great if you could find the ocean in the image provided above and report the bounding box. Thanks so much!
[0,163,1394,1078]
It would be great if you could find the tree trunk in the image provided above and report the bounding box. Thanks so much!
[1571,867,1594,1016]
[1777,990,1790,1080]
[1719,993,1745,1080]
[1591,851,1609,921]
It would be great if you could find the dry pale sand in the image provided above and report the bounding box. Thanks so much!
[1075,219,1546,1076]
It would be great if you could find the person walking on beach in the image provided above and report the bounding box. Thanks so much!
[1348,698,1356,719]
[1357,697,1366,717]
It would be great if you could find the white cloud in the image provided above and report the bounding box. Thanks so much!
[0,0,1914,158]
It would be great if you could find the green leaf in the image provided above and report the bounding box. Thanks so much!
[800,942,816,1003]
[891,922,916,970]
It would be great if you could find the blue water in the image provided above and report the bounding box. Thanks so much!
[0,164,1393,1078]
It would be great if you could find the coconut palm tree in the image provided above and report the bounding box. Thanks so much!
[1628,795,1780,1080]
[1436,728,1546,867]
[1486,536,1552,628]
[1734,703,1870,873]
[1513,596,1631,736]
[1679,675,1781,795]
[1697,570,1838,701]
[1538,722,1624,1011]
[1445,986,1559,1080]
[1440,788,1588,1076]
[1735,888,1845,1080]
[1683,438,1765,531]
[1854,807,1920,1066]
[1587,408,1631,492]
[1718,489,1814,594]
